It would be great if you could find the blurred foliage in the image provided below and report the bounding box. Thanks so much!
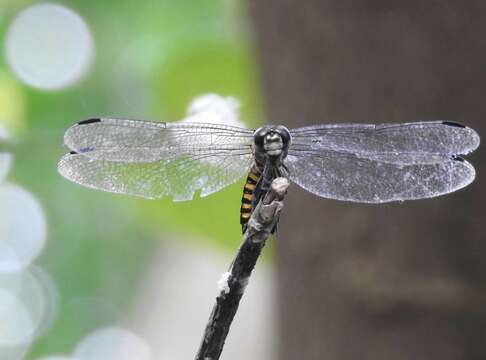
[0,0,263,357]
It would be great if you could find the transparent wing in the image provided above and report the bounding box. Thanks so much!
[287,121,479,202]
[63,118,254,162]
[285,150,476,203]
[59,118,254,200]
[290,121,480,160]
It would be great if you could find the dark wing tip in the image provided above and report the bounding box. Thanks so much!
[442,121,465,128]
[452,155,465,162]
[77,118,101,125]
[69,151,78,155]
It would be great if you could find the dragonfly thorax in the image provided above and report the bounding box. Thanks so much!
[253,125,291,164]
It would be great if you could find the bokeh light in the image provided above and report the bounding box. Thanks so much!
[26,267,59,340]
[74,327,152,360]
[0,183,47,273]
[182,93,248,128]
[0,268,57,347]
[0,150,58,357]
[0,288,35,346]
[5,3,94,91]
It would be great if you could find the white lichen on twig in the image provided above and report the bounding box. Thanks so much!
[217,272,231,294]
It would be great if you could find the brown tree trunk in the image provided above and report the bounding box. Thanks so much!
[247,1,486,359]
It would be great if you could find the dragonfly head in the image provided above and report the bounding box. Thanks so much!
[253,125,291,161]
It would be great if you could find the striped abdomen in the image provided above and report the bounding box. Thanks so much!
[240,164,263,232]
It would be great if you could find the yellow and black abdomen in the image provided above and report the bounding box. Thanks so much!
[240,164,262,231]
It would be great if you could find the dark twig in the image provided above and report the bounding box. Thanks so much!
[195,177,290,360]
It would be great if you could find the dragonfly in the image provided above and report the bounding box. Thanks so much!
[58,118,479,232]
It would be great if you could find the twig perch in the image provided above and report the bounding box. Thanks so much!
[195,177,290,360]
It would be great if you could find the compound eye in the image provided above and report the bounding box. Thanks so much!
[274,125,291,144]
[253,126,268,147]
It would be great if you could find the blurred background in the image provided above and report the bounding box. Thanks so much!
[0,1,271,359]
[0,1,484,360]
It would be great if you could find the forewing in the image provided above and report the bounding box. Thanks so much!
[290,121,480,160]
[59,118,254,200]
[285,150,476,203]
[63,118,254,162]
